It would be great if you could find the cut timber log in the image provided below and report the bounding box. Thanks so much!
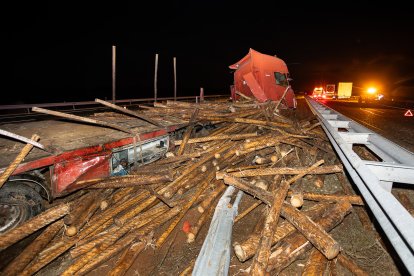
[64,189,112,237]
[199,116,292,128]
[0,202,70,251]
[287,191,364,206]
[216,164,342,179]
[281,202,340,259]
[75,206,182,276]
[337,253,369,276]
[223,174,273,205]
[32,107,134,134]
[266,201,353,274]
[249,180,291,275]
[1,219,63,276]
[249,160,326,275]
[155,171,213,247]
[95,98,162,127]
[177,107,199,155]
[64,204,169,275]
[187,195,217,243]
[77,174,173,189]
[302,247,328,276]
[174,132,258,145]
[290,192,304,208]
[233,203,330,262]
[107,234,152,276]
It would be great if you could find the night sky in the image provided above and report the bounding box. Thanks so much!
[7,1,414,104]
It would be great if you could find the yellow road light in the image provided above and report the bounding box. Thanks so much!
[367,87,377,94]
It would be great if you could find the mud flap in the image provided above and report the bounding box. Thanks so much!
[193,186,244,276]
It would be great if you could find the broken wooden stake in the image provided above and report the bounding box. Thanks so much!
[0,134,40,188]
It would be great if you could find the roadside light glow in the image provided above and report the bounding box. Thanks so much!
[367,87,377,94]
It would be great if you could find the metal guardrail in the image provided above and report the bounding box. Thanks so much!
[305,96,414,274]
[0,95,227,111]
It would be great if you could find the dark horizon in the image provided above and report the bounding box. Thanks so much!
[7,1,414,104]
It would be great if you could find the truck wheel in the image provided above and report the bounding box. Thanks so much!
[0,182,44,233]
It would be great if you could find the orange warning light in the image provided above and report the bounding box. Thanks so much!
[404,109,413,117]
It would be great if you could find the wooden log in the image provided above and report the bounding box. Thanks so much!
[111,187,136,204]
[0,134,40,188]
[1,219,64,276]
[329,258,338,276]
[70,202,167,259]
[95,98,162,127]
[107,234,152,276]
[281,202,340,259]
[223,174,273,205]
[0,202,70,251]
[234,175,279,224]
[65,189,112,237]
[248,161,325,275]
[32,107,134,134]
[302,248,328,276]
[162,143,232,198]
[287,191,364,206]
[20,240,74,276]
[155,149,213,165]
[233,202,331,262]
[64,204,169,275]
[216,164,342,179]
[290,192,304,208]
[199,116,292,128]
[187,195,217,243]
[337,253,369,276]
[197,183,226,213]
[64,190,100,225]
[155,171,213,247]
[174,132,258,145]
[266,200,353,274]
[26,191,148,273]
[77,190,148,240]
[249,158,322,276]
[76,174,173,189]
[177,107,199,155]
[235,201,262,223]
[74,206,182,275]
[113,190,155,226]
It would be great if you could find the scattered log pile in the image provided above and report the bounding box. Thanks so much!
[0,97,375,275]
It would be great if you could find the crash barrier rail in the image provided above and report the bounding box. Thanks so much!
[193,186,244,276]
[0,95,227,112]
[305,96,414,274]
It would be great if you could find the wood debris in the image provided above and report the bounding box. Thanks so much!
[0,98,394,275]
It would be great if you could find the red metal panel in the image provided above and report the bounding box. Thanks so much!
[243,72,267,102]
[11,156,56,175]
[51,153,110,196]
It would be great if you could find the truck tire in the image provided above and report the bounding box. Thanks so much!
[0,182,44,233]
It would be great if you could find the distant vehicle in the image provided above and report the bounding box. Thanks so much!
[359,87,384,104]
[229,48,297,108]
[312,87,325,99]
[337,82,353,99]
[325,84,336,99]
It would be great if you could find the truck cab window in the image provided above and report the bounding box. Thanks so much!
[274,72,289,87]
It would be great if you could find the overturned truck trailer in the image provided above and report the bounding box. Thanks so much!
[229,48,297,108]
